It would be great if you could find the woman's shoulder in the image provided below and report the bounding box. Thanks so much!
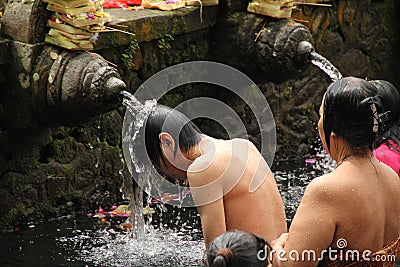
[304,172,352,202]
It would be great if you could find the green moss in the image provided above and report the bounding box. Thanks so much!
[228,12,241,20]
[108,33,123,48]
[302,104,315,115]
[85,143,94,150]
[0,202,28,226]
[5,173,23,196]
[160,91,185,107]
[283,86,293,99]
[35,201,59,217]
[158,34,174,50]
[171,17,182,35]
[307,104,314,115]
[122,40,141,69]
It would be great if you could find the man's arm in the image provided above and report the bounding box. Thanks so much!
[196,198,226,249]
[187,160,227,249]
[272,176,337,267]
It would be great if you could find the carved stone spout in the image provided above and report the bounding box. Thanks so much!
[0,0,126,130]
[32,46,126,126]
[213,13,314,83]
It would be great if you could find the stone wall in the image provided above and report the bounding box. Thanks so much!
[0,7,215,231]
[244,0,400,156]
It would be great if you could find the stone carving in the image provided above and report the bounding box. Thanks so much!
[32,46,126,126]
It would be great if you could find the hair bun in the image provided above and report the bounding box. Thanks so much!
[216,248,233,263]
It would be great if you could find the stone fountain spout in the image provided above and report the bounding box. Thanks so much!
[40,48,127,125]
[214,13,314,83]
[296,41,315,64]
[0,0,126,129]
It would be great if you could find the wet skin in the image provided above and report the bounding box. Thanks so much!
[156,133,287,249]
[271,98,400,267]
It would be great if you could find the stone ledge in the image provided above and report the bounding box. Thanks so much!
[95,6,218,50]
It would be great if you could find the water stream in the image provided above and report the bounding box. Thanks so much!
[120,91,157,240]
[310,51,343,82]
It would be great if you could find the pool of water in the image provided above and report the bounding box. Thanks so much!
[0,151,335,267]
[0,207,205,267]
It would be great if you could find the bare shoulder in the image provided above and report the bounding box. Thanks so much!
[304,167,369,211]
[232,138,257,149]
[303,173,343,203]
[187,150,227,187]
[380,163,400,188]
[187,138,258,187]
[230,138,262,158]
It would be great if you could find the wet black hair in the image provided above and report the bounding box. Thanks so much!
[323,77,388,152]
[206,230,269,267]
[369,80,400,151]
[143,105,202,167]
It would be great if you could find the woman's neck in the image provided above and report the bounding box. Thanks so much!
[336,149,373,167]
[330,135,372,165]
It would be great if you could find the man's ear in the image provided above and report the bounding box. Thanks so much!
[159,133,175,150]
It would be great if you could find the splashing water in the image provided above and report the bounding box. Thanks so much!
[56,224,204,267]
[274,145,336,225]
[121,90,158,239]
[121,90,196,239]
[310,51,343,82]
[53,146,335,266]
[121,90,157,174]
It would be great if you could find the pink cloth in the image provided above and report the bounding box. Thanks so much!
[373,141,400,175]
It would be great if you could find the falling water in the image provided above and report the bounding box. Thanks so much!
[121,91,157,239]
[310,51,343,82]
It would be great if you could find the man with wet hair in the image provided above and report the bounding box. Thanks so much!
[139,104,287,249]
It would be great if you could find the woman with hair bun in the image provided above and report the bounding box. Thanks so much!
[206,230,272,267]
[271,77,400,266]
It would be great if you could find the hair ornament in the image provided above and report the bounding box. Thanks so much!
[369,100,379,133]
[363,96,391,134]
[378,110,391,131]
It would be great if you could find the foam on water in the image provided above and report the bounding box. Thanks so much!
[56,225,205,266]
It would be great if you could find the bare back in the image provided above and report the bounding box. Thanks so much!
[283,156,400,266]
[188,137,287,248]
[328,158,400,251]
